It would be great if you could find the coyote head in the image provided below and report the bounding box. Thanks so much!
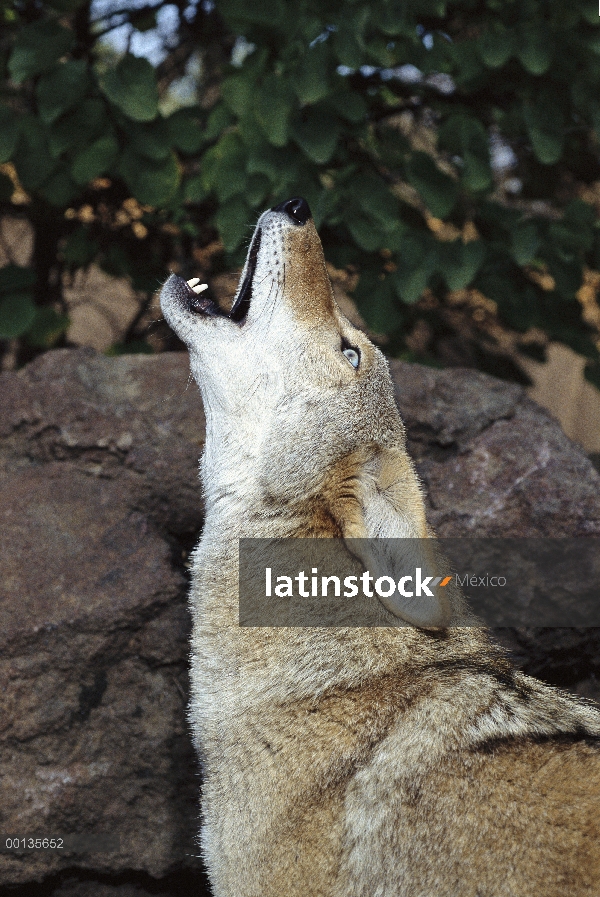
[161,198,451,627]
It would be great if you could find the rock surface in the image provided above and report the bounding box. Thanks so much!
[1,348,599,894]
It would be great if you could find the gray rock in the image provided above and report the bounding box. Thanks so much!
[1,349,599,893]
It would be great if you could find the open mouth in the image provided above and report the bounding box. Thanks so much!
[164,226,262,324]
[181,278,225,318]
[229,228,262,323]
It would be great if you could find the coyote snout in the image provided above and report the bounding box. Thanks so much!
[161,199,600,897]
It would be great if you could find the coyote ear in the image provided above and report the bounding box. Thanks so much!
[326,445,452,629]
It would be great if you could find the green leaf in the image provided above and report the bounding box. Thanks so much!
[100,54,159,122]
[365,35,397,67]
[391,233,438,304]
[376,122,410,168]
[121,119,171,161]
[106,339,153,356]
[205,104,235,141]
[166,107,205,154]
[394,266,430,304]
[451,39,486,88]
[128,7,158,32]
[0,265,36,294]
[523,96,564,165]
[14,116,56,190]
[392,232,439,303]
[461,152,492,193]
[517,24,554,76]
[254,74,293,147]
[214,196,252,252]
[48,98,107,157]
[544,254,581,296]
[0,293,36,338]
[72,136,119,185]
[352,174,399,231]
[373,2,410,37]
[354,272,404,333]
[62,228,99,267]
[294,43,329,105]
[438,114,492,192]
[41,167,79,206]
[406,152,458,218]
[581,1,600,24]
[347,215,384,251]
[246,139,300,194]
[584,360,600,390]
[291,107,339,164]
[8,21,75,83]
[201,132,248,201]
[25,307,70,347]
[0,104,20,163]
[222,75,253,117]
[0,174,13,202]
[511,223,540,266]
[101,245,130,279]
[184,175,208,203]
[220,0,285,28]
[439,240,485,291]
[246,145,281,179]
[119,148,180,206]
[563,198,596,228]
[478,28,514,68]
[45,0,87,11]
[327,91,367,124]
[549,220,593,255]
[36,60,89,125]
[246,173,271,206]
[333,27,364,69]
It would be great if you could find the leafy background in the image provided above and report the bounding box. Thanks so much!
[1,0,600,393]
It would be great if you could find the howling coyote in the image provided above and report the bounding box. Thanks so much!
[161,197,600,897]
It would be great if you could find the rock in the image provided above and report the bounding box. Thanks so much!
[390,361,600,537]
[1,348,599,894]
[0,350,206,888]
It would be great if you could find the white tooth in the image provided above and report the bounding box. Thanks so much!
[192,283,208,294]
[187,277,201,287]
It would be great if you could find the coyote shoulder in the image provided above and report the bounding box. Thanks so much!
[161,197,600,897]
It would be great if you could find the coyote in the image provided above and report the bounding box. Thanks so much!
[160,198,600,897]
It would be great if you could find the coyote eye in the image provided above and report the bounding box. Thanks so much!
[341,339,360,369]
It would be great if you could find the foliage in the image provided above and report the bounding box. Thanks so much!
[1,0,600,386]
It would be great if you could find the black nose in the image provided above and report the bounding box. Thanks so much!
[271,197,311,226]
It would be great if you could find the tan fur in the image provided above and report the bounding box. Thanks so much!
[281,220,338,326]
[160,202,600,896]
